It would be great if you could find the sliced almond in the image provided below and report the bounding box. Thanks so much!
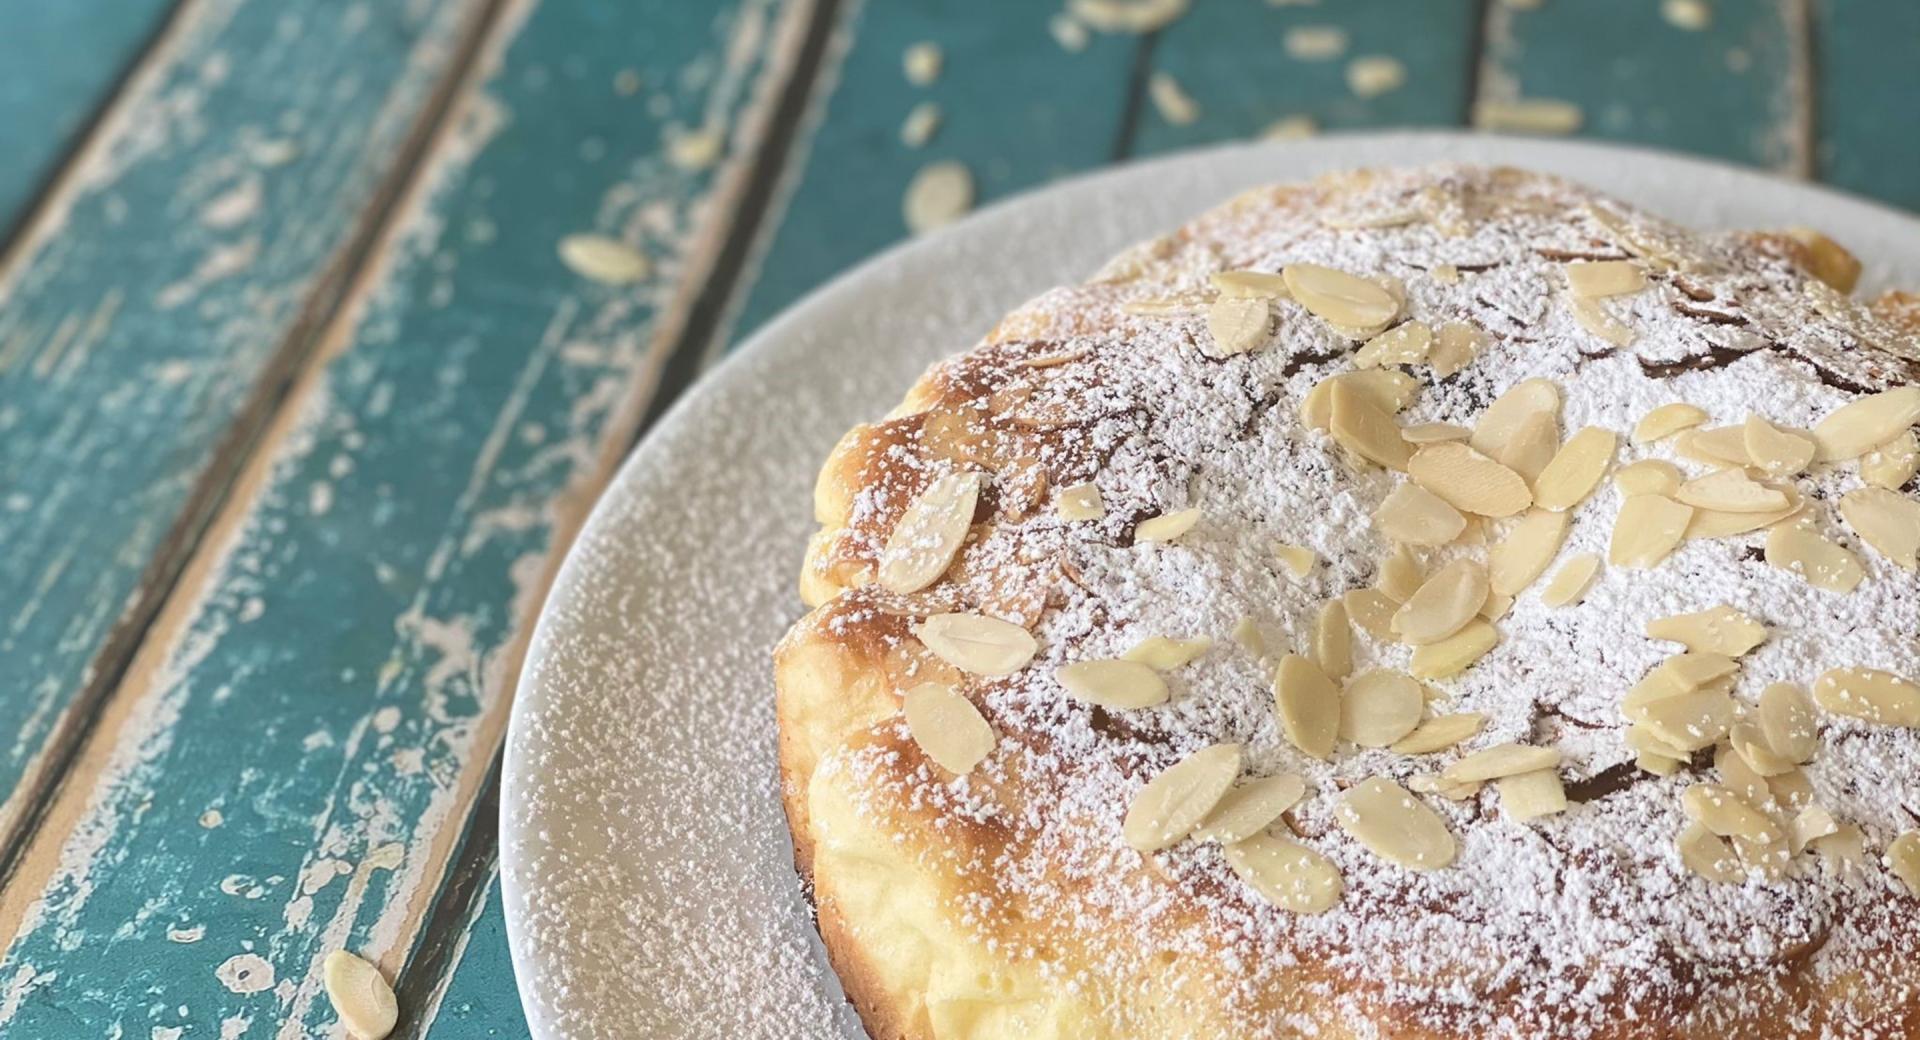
[1480,588,1514,620]
[1789,805,1840,854]
[1409,442,1534,517]
[1682,783,1779,842]
[1813,823,1867,871]
[1056,659,1170,709]
[1533,427,1617,510]
[1211,269,1291,299]
[1768,767,1815,810]
[1402,422,1471,444]
[1498,768,1567,821]
[1569,295,1634,345]
[1674,425,1752,469]
[1499,410,1560,483]
[902,682,997,774]
[1353,320,1433,368]
[1784,227,1863,292]
[1765,522,1865,593]
[1564,260,1647,298]
[1301,370,1420,430]
[1136,507,1201,542]
[1714,743,1773,805]
[1614,459,1683,497]
[1641,688,1735,751]
[914,613,1038,675]
[1540,552,1601,607]
[1888,832,1920,896]
[1329,379,1412,470]
[1428,321,1485,378]
[1727,720,1793,777]
[1344,588,1400,640]
[1659,651,1739,691]
[1685,487,1804,539]
[877,472,982,593]
[1337,776,1457,870]
[1392,559,1489,645]
[1626,721,1692,760]
[1313,602,1359,683]
[1838,486,1920,569]
[324,951,399,1040]
[1274,543,1318,578]
[1645,605,1767,656]
[1811,386,1920,462]
[1378,545,1424,602]
[1443,742,1561,783]
[1232,616,1266,657]
[1205,297,1270,357]
[1677,822,1743,883]
[1339,669,1424,747]
[1056,481,1105,521]
[1470,379,1561,460]
[1406,772,1484,801]
[1676,469,1790,513]
[1284,262,1399,328]
[1490,508,1570,596]
[1621,668,1689,721]
[1274,654,1341,759]
[1743,415,1817,478]
[1122,636,1212,670]
[1758,682,1819,764]
[1735,830,1790,881]
[1637,751,1686,777]
[1609,495,1693,568]
[1632,403,1709,444]
[1862,430,1920,489]
[1409,619,1498,679]
[1196,774,1307,844]
[1374,483,1467,546]
[1813,667,1920,727]
[1223,832,1344,913]
[1389,712,1486,754]
[1122,743,1242,851]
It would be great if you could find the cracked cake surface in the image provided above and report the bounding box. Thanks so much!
[774,164,1920,1039]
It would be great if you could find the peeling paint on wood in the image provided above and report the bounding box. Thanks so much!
[0,0,809,1036]
[0,0,178,232]
[0,0,493,860]
[1476,0,1812,175]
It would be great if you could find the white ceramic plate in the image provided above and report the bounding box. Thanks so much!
[500,132,1920,1039]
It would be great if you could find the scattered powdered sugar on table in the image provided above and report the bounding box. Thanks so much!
[803,165,1920,1036]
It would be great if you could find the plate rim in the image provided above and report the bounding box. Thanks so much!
[499,130,1920,1039]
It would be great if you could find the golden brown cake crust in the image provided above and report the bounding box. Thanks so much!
[775,165,1920,1039]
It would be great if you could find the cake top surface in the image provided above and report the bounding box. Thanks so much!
[802,164,1920,1038]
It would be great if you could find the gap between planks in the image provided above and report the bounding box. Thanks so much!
[0,0,837,1008]
[0,0,512,891]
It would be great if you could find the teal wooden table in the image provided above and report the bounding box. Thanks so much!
[1,1,1916,1036]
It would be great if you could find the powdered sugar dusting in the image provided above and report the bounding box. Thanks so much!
[504,138,1920,1040]
[798,165,1920,1036]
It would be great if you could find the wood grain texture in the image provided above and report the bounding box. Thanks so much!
[722,0,1141,347]
[0,0,180,236]
[1134,0,1479,155]
[0,0,493,865]
[0,0,813,1035]
[414,874,531,1040]
[1477,0,1812,174]
[1813,0,1920,212]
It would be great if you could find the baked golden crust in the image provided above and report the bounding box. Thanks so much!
[775,165,1920,1038]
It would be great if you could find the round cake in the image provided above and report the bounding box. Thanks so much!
[773,164,1920,1039]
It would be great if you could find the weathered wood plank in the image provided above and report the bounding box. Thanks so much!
[0,0,816,1036]
[0,0,495,862]
[415,871,531,1040]
[1813,0,1920,212]
[0,0,179,236]
[1476,0,1810,174]
[1134,0,1479,155]
[723,0,1141,346]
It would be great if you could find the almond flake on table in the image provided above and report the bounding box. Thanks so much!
[1148,71,1200,125]
[1472,98,1584,136]
[1345,55,1406,98]
[903,160,974,233]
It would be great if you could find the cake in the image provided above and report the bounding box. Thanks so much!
[773,164,1920,1039]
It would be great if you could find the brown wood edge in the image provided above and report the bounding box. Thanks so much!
[0,0,514,933]
[394,0,850,1028]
